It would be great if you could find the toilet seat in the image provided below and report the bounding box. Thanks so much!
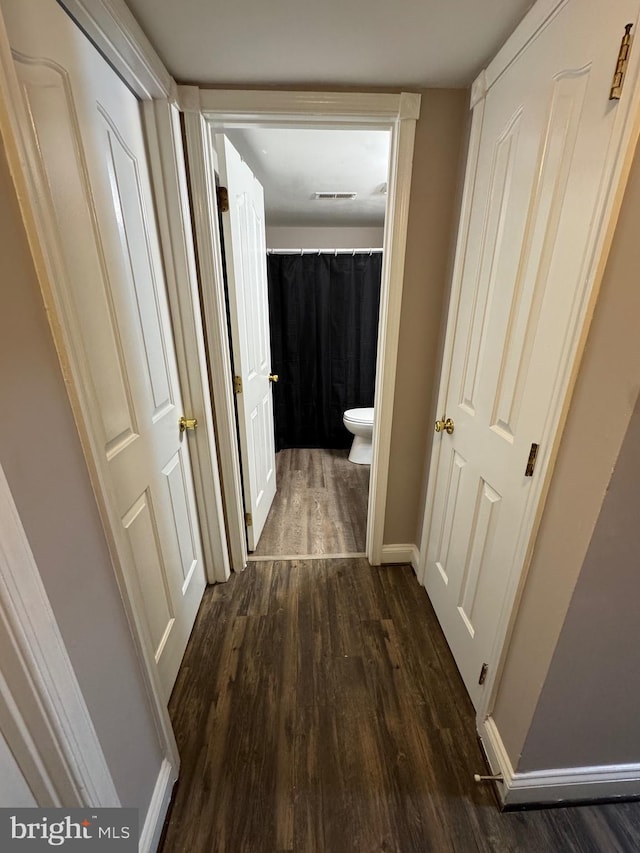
[343,407,374,426]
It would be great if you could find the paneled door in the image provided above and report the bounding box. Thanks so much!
[217,136,277,550]
[421,0,640,708]
[2,0,207,700]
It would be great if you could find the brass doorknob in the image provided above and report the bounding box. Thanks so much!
[179,416,198,433]
[269,374,279,383]
[435,417,454,435]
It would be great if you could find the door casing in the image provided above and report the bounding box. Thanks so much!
[181,86,421,567]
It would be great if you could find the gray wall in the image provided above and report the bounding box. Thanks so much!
[0,142,163,809]
[492,137,640,769]
[518,393,640,770]
[384,87,468,545]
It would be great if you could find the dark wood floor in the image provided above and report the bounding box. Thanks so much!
[252,449,369,557]
[161,559,640,852]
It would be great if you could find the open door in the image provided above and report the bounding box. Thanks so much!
[217,135,277,550]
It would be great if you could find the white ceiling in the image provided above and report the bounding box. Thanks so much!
[224,127,391,227]
[123,0,534,227]
[124,0,534,89]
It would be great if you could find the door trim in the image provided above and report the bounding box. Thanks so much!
[142,99,230,584]
[182,106,249,572]
[0,463,121,806]
[181,86,420,566]
[418,0,640,728]
[0,0,180,785]
[59,0,173,100]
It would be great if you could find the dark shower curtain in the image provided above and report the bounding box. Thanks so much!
[267,251,382,450]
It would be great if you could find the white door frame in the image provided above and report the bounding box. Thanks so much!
[181,86,421,567]
[142,98,230,584]
[0,0,189,801]
[0,462,120,808]
[418,0,640,732]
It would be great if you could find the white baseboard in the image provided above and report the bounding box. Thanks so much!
[139,758,177,853]
[480,716,640,807]
[478,715,513,804]
[380,544,420,571]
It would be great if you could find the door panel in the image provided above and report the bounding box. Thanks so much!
[488,70,590,442]
[458,108,523,420]
[18,66,139,455]
[422,0,640,707]
[122,491,175,660]
[4,0,207,701]
[218,135,277,550]
[163,452,200,587]
[103,115,175,419]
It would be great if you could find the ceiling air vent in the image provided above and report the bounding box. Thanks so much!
[313,191,358,200]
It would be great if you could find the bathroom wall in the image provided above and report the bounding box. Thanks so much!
[266,224,384,249]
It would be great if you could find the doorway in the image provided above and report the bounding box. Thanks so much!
[182,89,420,571]
[219,126,391,558]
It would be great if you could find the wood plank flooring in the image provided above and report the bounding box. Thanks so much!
[252,449,369,556]
[161,559,640,852]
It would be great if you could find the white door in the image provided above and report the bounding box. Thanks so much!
[421,0,640,708]
[3,0,207,700]
[217,136,277,550]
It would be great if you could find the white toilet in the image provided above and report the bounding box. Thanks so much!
[343,407,374,465]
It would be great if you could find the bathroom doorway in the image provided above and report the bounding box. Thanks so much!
[218,126,391,559]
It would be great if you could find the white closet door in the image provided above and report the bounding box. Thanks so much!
[421,0,640,707]
[2,0,207,700]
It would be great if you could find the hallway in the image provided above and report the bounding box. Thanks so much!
[160,559,640,852]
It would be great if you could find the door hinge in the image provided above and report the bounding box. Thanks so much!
[610,23,634,100]
[478,663,489,685]
[233,375,242,394]
[245,512,253,527]
[525,442,539,477]
[217,186,229,212]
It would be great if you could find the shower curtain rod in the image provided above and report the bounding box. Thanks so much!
[266,248,383,256]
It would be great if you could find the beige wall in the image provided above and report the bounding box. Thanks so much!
[266,225,384,249]
[383,88,468,545]
[492,138,640,768]
[0,143,163,809]
[518,393,640,770]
